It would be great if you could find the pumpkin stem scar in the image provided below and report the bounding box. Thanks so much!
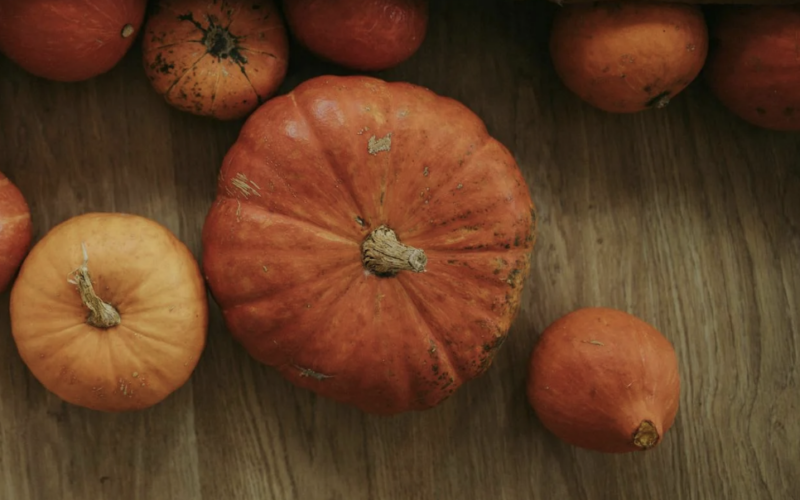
[632,420,660,449]
[646,91,671,109]
[67,243,121,329]
[294,365,333,380]
[361,225,427,277]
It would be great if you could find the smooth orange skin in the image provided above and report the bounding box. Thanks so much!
[0,0,146,82]
[704,6,800,132]
[0,172,32,293]
[142,0,289,120]
[282,0,428,71]
[550,3,708,113]
[10,213,208,412]
[527,307,680,453]
[202,75,536,415]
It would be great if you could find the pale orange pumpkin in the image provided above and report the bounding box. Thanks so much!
[10,213,208,412]
[0,171,33,293]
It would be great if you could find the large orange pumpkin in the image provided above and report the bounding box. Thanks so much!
[9,213,208,412]
[0,172,33,293]
[527,307,680,453]
[704,6,800,131]
[202,75,537,415]
[282,0,428,71]
[142,0,289,120]
[0,0,146,82]
[549,3,708,113]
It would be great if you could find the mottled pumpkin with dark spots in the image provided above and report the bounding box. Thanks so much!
[704,6,800,131]
[201,75,537,415]
[142,0,289,120]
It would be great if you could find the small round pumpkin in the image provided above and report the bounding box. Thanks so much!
[704,6,800,131]
[9,213,208,412]
[202,75,537,415]
[142,0,289,120]
[282,0,428,71]
[527,307,680,453]
[0,0,146,82]
[0,172,33,293]
[549,3,708,113]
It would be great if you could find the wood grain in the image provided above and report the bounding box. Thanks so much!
[1,1,798,499]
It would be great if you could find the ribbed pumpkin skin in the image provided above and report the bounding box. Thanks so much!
[704,6,800,131]
[142,0,289,120]
[202,75,536,415]
[0,172,32,293]
[0,0,147,82]
[9,213,208,412]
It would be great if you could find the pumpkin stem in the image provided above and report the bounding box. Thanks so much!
[67,243,121,329]
[633,420,660,449]
[362,225,427,277]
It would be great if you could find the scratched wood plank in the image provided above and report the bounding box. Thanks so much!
[1,1,798,499]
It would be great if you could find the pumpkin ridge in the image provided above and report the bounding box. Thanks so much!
[228,267,366,367]
[164,52,209,98]
[83,0,122,27]
[220,260,361,310]
[118,322,197,352]
[383,130,493,234]
[287,91,370,220]
[395,277,466,383]
[228,12,283,39]
[385,135,494,238]
[209,68,223,115]
[238,47,280,61]
[142,40,203,54]
[219,195,359,245]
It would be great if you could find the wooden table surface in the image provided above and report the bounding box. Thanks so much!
[1,1,798,499]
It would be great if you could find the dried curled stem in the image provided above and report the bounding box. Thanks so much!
[361,225,427,277]
[67,243,121,329]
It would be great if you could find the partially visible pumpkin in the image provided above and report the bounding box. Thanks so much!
[0,0,147,82]
[704,6,800,131]
[9,213,208,412]
[549,3,708,113]
[202,74,536,415]
[282,0,428,71]
[0,172,33,293]
[527,307,680,453]
[142,0,289,120]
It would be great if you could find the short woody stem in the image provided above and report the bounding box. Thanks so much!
[362,225,427,276]
[68,243,121,329]
[633,420,660,449]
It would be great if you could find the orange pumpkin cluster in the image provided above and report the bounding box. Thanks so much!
[550,3,800,132]
[0,0,796,459]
